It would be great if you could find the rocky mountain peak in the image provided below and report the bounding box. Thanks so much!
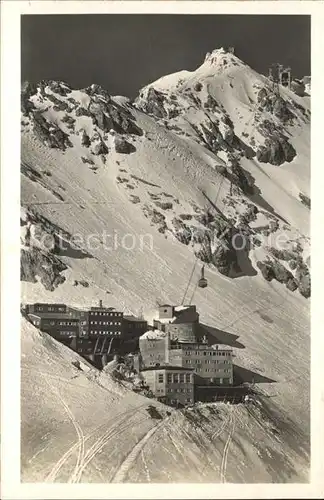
[202,46,243,70]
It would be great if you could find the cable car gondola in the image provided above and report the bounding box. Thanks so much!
[198,265,207,289]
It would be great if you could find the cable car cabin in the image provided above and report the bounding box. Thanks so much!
[198,265,208,288]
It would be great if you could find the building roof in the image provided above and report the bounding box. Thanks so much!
[124,315,146,323]
[140,365,195,372]
[90,307,120,312]
[140,329,166,340]
[31,302,67,306]
[28,312,79,320]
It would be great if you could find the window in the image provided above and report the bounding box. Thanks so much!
[167,374,172,383]
[173,374,179,383]
[185,374,191,383]
[179,373,185,383]
[158,374,164,383]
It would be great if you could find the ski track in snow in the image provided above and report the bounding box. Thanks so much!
[42,375,85,483]
[111,417,169,483]
[220,407,236,483]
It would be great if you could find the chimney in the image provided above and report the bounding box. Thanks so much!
[99,299,103,308]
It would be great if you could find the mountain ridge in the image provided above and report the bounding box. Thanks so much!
[20,48,311,482]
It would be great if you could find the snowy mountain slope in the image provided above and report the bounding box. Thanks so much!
[22,318,308,483]
[20,48,310,481]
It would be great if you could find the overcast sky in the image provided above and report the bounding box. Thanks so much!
[21,15,310,98]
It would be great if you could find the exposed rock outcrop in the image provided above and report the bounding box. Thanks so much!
[299,193,310,209]
[81,130,91,147]
[21,247,67,291]
[256,137,296,166]
[171,218,192,245]
[142,87,168,119]
[295,262,311,298]
[114,135,135,154]
[31,112,73,150]
[21,81,37,115]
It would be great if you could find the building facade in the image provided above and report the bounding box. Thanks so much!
[123,316,148,341]
[169,342,233,385]
[28,313,80,344]
[26,303,68,315]
[141,366,195,406]
[25,301,147,366]
[153,305,200,343]
[140,303,234,387]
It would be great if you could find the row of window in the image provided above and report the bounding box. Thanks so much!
[168,398,192,404]
[58,331,76,336]
[185,359,231,365]
[156,388,192,394]
[169,388,192,393]
[36,306,65,312]
[58,321,76,326]
[160,373,192,384]
[89,311,122,317]
[184,351,230,357]
[89,330,122,335]
[90,321,122,326]
[195,368,231,373]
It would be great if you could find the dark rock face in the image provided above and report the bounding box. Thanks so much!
[84,84,111,101]
[143,206,168,233]
[61,114,76,130]
[46,80,72,96]
[89,100,114,131]
[257,260,275,281]
[21,247,67,291]
[200,122,226,154]
[21,81,37,115]
[194,233,213,263]
[88,97,142,137]
[142,88,168,119]
[76,106,92,117]
[92,140,108,156]
[270,259,294,284]
[257,257,309,297]
[299,192,311,209]
[272,97,295,123]
[286,277,298,291]
[269,247,299,261]
[212,245,232,275]
[155,201,173,210]
[212,229,239,276]
[172,218,192,245]
[256,137,296,166]
[107,104,142,136]
[296,262,311,298]
[81,156,95,165]
[81,130,91,147]
[229,158,255,195]
[114,135,135,154]
[31,112,73,150]
[257,89,295,123]
[204,94,219,112]
[46,93,70,112]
